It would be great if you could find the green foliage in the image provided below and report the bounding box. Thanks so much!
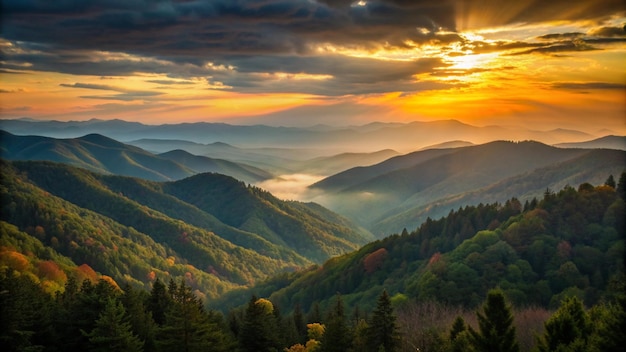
[367,290,400,352]
[535,296,591,352]
[468,289,520,352]
[219,178,624,316]
[82,298,144,352]
[238,295,281,352]
[319,294,352,352]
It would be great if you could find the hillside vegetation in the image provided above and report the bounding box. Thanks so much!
[0,159,372,299]
[220,174,625,314]
[0,131,273,183]
[311,141,626,235]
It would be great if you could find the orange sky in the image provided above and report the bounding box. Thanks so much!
[1,1,625,134]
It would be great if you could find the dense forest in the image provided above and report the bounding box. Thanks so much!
[219,173,625,314]
[0,159,371,299]
[1,169,624,351]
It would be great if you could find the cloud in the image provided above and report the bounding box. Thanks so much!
[1,0,624,98]
[552,82,626,90]
[588,26,626,37]
[60,81,164,101]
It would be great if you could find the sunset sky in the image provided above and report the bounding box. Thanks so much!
[1,0,625,133]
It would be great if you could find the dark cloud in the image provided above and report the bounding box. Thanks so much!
[537,32,584,40]
[455,0,625,30]
[1,0,624,97]
[588,26,626,37]
[552,82,626,90]
[60,81,164,101]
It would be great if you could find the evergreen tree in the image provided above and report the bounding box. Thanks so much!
[367,290,400,352]
[0,268,54,352]
[83,297,144,352]
[158,280,232,352]
[536,296,592,352]
[239,295,281,352]
[468,289,519,352]
[148,278,171,326]
[293,303,308,343]
[605,174,616,188]
[319,294,352,352]
[617,171,626,200]
[120,284,158,351]
[589,292,626,352]
[449,316,471,352]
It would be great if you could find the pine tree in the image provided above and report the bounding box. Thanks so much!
[158,280,232,352]
[319,294,352,352]
[120,284,158,351]
[605,174,616,188]
[83,297,144,352]
[589,293,626,352]
[367,290,400,352]
[617,171,626,200]
[238,296,281,352]
[148,278,171,326]
[468,289,519,352]
[449,316,471,352]
[536,296,591,352]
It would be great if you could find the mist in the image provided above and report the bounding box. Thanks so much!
[255,174,325,202]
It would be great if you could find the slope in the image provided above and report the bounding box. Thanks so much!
[554,135,626,150]
[216,180,625,313]
[371,148,626,234]
[0,130,193,181]
[311,141,624,233]
[158,149,274,184]
[163,173,374,262]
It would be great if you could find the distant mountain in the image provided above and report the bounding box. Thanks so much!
[311,141,626,234]
[0,130,193,181]
[0,160,373,299]
[158,149,273,184]
[0,118,599,153]
[291,149,400,175]
[419,140,474,150]
[370,148,626,234]
[554,135,626,150]
[0,131,275,183]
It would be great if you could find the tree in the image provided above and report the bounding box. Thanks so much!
[120,284,157,351]
[319,294,352,352]
[449,316,472,352]
[83,297,144,352]
[589,290,626,352]
[536,296,591,352]
[605,175,616,188]
[238,296,280,352]
[367,290,400,352]
[617,172,626,200]
[158,280,232,352]
[148,278,171,326]
[468,289,519,352]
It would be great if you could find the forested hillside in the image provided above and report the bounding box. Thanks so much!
[0,131,274,183]
[221,174,626,315]
[2,175,624,352]
[0,159,371,299]
[311,141,626,235]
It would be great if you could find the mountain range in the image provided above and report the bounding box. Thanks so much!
[0,131,272,184]
[0,118,613,153]
[0,159,373,299]
[310,140,626,235]
[1,119,624,313]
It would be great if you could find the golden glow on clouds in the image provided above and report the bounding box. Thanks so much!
[1,11,625,134]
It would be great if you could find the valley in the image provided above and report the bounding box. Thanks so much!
[1,119,624,352]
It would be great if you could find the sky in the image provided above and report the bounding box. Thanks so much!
[1,0,625,133]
